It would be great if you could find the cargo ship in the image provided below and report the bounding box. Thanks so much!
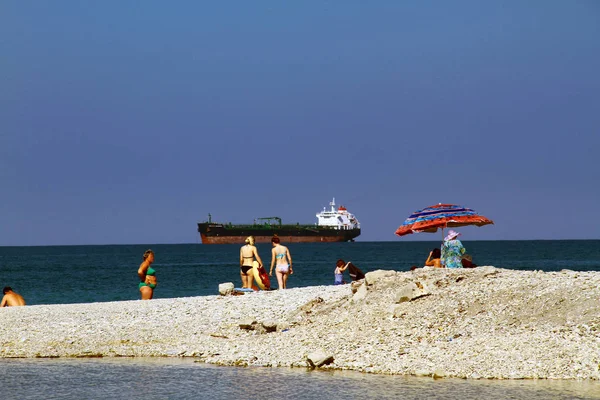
[197,199,361,244]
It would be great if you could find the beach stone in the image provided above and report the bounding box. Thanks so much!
[299,297,324,313]
[239,318,257,330]
[391,305,405,318]
[253,324,267,334]
[433,369,447,379]
[479,266,499,277]
[394,282,429,303]
[307,350,334,368]
[350,281,363,294]
[261,320,277,332]
[218,282,234,296]
[352,284,368,302]
[276,322,290,332]
[365,270,396,286]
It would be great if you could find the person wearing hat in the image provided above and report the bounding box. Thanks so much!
[441,230,466,268]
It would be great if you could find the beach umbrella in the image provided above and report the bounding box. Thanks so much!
[395,203,494,237]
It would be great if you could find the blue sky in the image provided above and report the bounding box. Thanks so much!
[1,1,599,245]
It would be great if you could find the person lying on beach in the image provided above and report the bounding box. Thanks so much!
[461,254,478,268]
[424,248,443,268]
[1,287,26,307]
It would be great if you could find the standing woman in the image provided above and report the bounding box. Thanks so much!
[138,249,157,300]
[441,230,465,268]
[334,259,349,285]
[240,236,263,289]
[269,236,292,289]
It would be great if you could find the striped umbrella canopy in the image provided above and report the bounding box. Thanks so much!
[395,203,494,237]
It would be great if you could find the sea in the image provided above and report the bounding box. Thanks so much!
[1,240,599,399]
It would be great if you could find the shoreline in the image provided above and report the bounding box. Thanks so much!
[1,267,599,380]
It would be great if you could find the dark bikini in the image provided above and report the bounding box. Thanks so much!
[241,254,254,274]
[241,264,252,274]
[241,244,256,274]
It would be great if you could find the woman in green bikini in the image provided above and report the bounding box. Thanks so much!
[138,249,157,300]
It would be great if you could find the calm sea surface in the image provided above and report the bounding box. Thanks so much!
[1,241,599,399]
[1,240,599,305]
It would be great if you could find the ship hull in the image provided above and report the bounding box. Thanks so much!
[198,223,360,244]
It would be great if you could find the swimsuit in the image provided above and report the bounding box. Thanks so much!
[241,265,252,274]
[274,246,290,273]
[276,264,290,273]
[241,247,254,274]
[139,266,157,289]
[240,245,254,275]
[334,273,344,285]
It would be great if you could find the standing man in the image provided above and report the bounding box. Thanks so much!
[1,287,26,307]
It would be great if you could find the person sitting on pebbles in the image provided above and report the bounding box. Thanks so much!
[1,286,26,307]
[424,248,443,268]
[461,254,478,268]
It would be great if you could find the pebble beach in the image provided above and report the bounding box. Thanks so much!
[2,266,599,380]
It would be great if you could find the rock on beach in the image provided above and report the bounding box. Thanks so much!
[1,267,600,380]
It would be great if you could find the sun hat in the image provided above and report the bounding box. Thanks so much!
[444,230,461,241]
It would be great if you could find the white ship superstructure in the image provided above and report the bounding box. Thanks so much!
[316,198,360,230]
